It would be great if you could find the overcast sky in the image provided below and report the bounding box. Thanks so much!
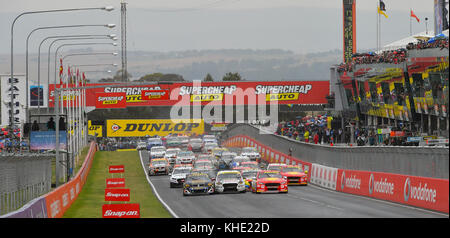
[0,0,438,56]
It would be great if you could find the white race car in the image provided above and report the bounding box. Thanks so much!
[214,170,246,193]
[240,147,261,162]
[169,166,192,188]
[165,148,181,165]
[176,151,196,164]
[150,146,166,159]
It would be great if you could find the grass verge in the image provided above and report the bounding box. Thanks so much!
[63,151,172,218]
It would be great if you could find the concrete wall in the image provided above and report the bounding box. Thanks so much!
[221,124,449,179]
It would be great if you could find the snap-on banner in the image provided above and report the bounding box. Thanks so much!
[104,188,130,202]
[106,178,126,188]
[109,165,125,173]
[336,169,449,213]
[102,203,140,218]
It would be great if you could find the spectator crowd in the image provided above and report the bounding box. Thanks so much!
[337,37,449,73]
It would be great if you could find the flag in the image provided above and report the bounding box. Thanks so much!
[378,0,388,18]
[59,59,63,86]
[410,9,420,22]
[379,0,386,11]
[82,72,86,85]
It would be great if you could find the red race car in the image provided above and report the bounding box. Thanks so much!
[280,165,308,185]
[251,170,288,194]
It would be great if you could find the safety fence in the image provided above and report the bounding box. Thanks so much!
[0,141,97,218]
[0,154,53,215]
[223,135,449,214]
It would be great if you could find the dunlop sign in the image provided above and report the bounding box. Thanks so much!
[107,119,204,137]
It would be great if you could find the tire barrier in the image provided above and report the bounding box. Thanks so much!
[224,135,449,214]
[1,142,98,218]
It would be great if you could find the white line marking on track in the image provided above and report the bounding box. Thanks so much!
[139,151,179,218]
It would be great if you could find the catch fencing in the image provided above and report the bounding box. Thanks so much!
[0,142,97,218]
[221,124,449,179]
[0,154,53,215]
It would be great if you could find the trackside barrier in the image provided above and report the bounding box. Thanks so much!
[224,135,449,214]
[0,142,98,218]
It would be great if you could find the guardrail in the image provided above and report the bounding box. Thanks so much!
[221,124,449,179]
[0,141,97,218]
[223,135,449,214]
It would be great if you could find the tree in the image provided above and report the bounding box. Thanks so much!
[99,69,132,82]
[204,73,214,82]
[137,73,185,82]
[222,72,243,81]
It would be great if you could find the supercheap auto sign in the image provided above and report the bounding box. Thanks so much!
[106,119,204,137]
[48,81,329,107]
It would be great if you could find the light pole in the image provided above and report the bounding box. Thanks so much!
[25,24,116,122]
[35,34,116,115]
[10,6,114,131]
[51,43,117,108]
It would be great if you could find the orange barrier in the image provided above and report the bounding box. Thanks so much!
[44,142,97,218]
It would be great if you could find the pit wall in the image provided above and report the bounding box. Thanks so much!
[1,142,98,218]
[223,135,449,214]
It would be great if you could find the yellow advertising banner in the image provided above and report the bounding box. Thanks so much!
[106,119,204,137]
[265,93,299,101]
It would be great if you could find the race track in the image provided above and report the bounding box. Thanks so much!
[138,150,447,218]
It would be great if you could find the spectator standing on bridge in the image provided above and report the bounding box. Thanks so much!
[313,132,319,144]
[31,120,39,131]
[47,117,55,131]
[304,129,310,143]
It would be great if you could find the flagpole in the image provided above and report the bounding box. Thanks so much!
[410,9,412,36]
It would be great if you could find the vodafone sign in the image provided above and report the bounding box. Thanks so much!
[336,169,449,213]
[102,204,140,218]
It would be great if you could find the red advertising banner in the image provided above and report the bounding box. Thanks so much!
[141,89,170,100]
[95,92,127,109]
[336,169,449,213]
[102,203,140,218]
[104,188,130,202]
[106,178,126,188]
[48,81,329,108]
[109,165,125,173]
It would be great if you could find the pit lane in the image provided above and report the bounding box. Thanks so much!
[139,149,446,218]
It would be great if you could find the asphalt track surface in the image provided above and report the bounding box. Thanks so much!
[138,149,447,218]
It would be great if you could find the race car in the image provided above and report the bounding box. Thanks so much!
[169,166,192,188]
[280,165,308,185]
[240,147,261,162]
[183,172,215,196]
[203,142,218,153]
[266,163,288,172]
[214,170,246,193]
[193,159,215,170]
[176,151,196,164]
[164,148,181,166]
[251,170,288,193]
[240,161,261,170]
[212,147,228,158]
[150,146,166,159]
[229,156,250,169]
[232,166,252,173]
[188,138,203,152]
[147,138,163,150]
[241,169,259,191]
[136,141,147,151]
[165,136,182,148]
[148,158,170,176]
